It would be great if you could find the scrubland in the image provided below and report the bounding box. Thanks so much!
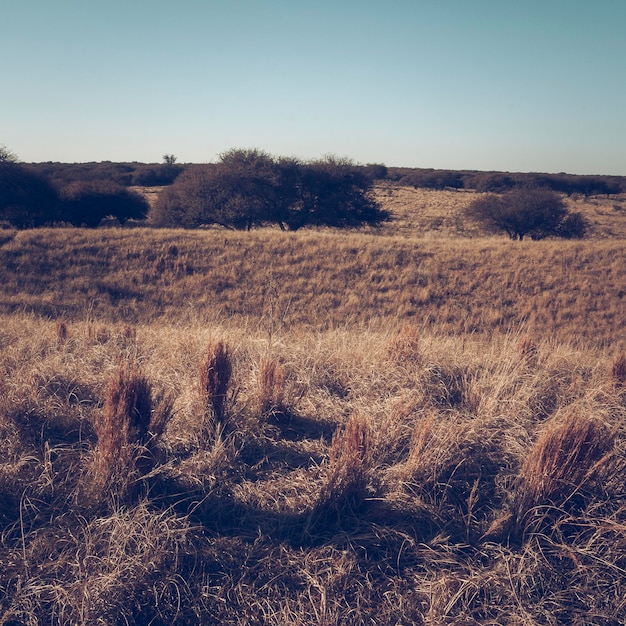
[1,186,626,624]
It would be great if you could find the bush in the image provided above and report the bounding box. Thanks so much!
[466,186,588,240]
[0,161,61,228]
[60,181,149,227]
[131,164,184,186]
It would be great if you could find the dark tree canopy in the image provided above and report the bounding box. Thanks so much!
[59,181,150,227]
[466,186,589,240]
[0,161,61,228]
[150,149,389,231]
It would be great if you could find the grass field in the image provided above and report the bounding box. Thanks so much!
[1,187,625,624]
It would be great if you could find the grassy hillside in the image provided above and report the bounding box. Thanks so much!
[1,190,625,624]
[0,227,624,345]
[372,184,626,239]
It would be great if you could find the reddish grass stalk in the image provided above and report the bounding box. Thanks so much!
[93,363,153,498]
[258,357,286,416]
[513,411,615,538]
[199,340,232,424]
[311,412,372,529]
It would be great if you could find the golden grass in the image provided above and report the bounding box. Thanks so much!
[372,183,626,239]
[1,316,625,623]
[0,186,625,623]
[0,227,624,346]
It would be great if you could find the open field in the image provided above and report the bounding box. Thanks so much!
[1,316,625,624]
[1,189,625,624]
[371,184,626,239]
[0,227,624,345]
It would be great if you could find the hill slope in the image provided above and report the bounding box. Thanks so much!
[0,228,624,344]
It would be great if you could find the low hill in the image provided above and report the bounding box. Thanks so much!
[0,227,624,345]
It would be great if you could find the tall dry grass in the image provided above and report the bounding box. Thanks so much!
[0,227,624,345]
[198,339,232,425]
[0,187,624,623]
[1,315,625,623]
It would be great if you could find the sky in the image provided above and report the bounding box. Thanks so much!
[2,0,625,175]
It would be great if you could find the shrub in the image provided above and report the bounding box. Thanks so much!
[150,149,389,231]
[131,163,183,186]
[60,181,149,227]
[0,161,61,227]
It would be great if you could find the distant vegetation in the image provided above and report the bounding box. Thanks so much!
[466,185,589,240]
[389,166,626,196]
[2,142,624,231]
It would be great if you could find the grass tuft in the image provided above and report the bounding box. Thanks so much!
[90,363,159,504]
[199,339,232,426]
[512,411,615,540]
[308,412,372,533]
[257,357,287,417]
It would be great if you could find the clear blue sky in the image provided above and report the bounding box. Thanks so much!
[2,0,625,174]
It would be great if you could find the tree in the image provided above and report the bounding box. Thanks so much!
[0,144,19,163]
[163,154,177,165]
[280,156,387,230]
[151,151,280,230]
[150,149,389,231]
[466,186,588,240]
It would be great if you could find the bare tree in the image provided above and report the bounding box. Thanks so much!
[0,144,18,163]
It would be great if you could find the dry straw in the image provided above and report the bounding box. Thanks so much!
[257,357,287,417]
[309,412,372,532]
[92,363,153,501]
[91,363,170,503]
[610,353,626,388]
[512,411,615,540]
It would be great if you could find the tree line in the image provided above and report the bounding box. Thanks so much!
[1,143,621,235]
[21,149,625,198]
[387,168,625,196]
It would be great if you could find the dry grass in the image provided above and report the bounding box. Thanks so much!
[0,188,625,623]
[511,411,616,541]
[372,183,626,239]
[199,339,232,426]
[1,315,625,624]
[0,227,624,345]
[257,357,287,417]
